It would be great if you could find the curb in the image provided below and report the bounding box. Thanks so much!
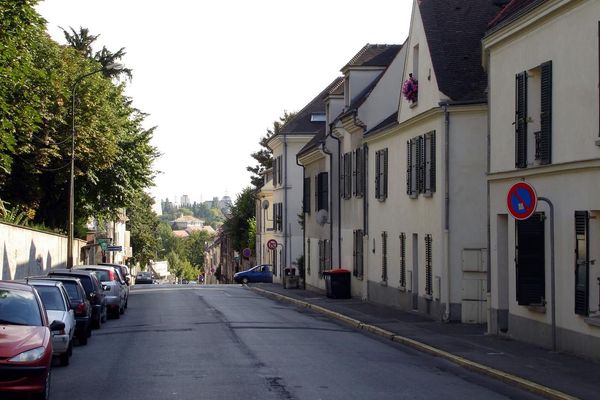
[250,286,578,400]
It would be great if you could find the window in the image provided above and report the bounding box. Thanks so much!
[353,230,364,279]
[381,231,388,282]
[407,132,435,197]
[516,213,545,306]
[354,147,364,197]
[515,61,552,168]
[575,211,590,316]
[318,239,330,277]
[399,233,406,288]
[311,112,326,122]
[303,178,311,214]
[317,172,329,211]
[425,234,432,296]
[342,152,352,199]
[375,148,388,201]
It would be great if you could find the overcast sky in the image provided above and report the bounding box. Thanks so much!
[37,0,412,206]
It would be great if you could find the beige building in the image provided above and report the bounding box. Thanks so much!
[255,168,276,267]
[483,0,600,358]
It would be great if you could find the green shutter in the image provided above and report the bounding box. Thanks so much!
[539,61,552,165]
[515,72,528,168]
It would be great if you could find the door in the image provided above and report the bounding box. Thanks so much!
[516,213,545,306]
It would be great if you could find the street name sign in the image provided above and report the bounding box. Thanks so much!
[107,245,123,252]
[507,181,537,220]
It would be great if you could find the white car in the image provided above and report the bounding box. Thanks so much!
[29,279,76,366]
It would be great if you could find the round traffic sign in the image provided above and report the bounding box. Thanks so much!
[267,239,278,250]
[242,248,252,258]
[507,181,537,220]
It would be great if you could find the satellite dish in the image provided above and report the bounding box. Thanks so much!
[262,200,270,209]
[316,209,329,225]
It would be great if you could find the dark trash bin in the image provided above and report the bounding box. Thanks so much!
[284,268,296,276]
[322,268,351,299]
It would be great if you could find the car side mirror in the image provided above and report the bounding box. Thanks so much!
[49,320,65,332]
[102,284,110,291]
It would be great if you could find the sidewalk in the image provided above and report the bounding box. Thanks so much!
[251,283,599,400]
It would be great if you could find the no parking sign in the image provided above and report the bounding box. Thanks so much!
[507,182,537,220]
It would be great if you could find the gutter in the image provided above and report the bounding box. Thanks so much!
[296,154,307,290]
[439,101,451,322]
[322,126,341,268]
[284,129,288,275]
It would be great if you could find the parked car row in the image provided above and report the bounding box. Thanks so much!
[0,263,131,399]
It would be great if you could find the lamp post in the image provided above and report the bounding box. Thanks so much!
[67,63,122,268]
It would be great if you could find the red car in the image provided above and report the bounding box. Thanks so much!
[0,280,65,400]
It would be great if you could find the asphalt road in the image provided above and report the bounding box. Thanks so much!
[50,284,544,400]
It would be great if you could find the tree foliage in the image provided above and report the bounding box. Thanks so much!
[127,191,160,268]
[222,187,256,253]
[0,3,158,235]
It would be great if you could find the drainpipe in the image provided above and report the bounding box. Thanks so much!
[322,128,341,268]
[440,102,451,322]
[283,130,288,274]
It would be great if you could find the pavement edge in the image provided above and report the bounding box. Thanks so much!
[249,286,578,400]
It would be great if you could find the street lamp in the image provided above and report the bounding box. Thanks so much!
[67,63,122,268]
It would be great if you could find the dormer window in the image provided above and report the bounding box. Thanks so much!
[310,112,326,122]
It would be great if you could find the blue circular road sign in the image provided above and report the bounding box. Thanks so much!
[507,182,537,220]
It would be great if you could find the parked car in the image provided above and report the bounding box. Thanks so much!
[135,271,153,284]
[0,280,65,399]
[75,266,126,318]
[27,280,75,366]
[233,264,273,284]
[99,263,131,287]
[47,269,107,329]
[29,276,92,345]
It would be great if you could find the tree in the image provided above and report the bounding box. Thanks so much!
[127,191,160,268]
[185,230,212,269]
[247,110,296,187]
[222,188,256,253]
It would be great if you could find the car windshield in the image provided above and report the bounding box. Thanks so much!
[0,288,43,326]
[34,286,66,311]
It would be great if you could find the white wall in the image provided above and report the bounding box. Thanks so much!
[1,222,86,280]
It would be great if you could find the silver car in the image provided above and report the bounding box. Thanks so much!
[28,279,76,366]
[75,266,127,318]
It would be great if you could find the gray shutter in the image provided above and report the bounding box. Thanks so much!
[383,148,388,199]
[425,131,436,194]
[340,153,346,199]
[352,230,357,277]
[273,158,277,187]
[303,178,311,214]
[575,211,589,316]
[406,140,412,195]
[516,213,545,305]
[539,61,552,165]
[375,150,381,199]
[315,175,318,212]
[381,231,388,282]
[515,72,528,168]
[417,136,424,193]
[425,234,432,295]
[399,233,406,287]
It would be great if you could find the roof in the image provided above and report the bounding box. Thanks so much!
[488,0,541,29]
[328,78,345,96]
[364,112,399,137]
[336,72,385,122]
[173,230,190,238]
[297,131,326,158]
[278,77,343,135]
[341,44,403,71]
[419,0,505,101]
[172,215,203,223]
[0,280,36,292]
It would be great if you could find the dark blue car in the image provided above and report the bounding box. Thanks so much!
[234,264,273,284]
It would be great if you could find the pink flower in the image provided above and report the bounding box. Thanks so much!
[402,76,418,102]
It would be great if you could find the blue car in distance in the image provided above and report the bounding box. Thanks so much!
[234,264,273,284]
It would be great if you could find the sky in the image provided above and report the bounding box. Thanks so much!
[36,0,413,206]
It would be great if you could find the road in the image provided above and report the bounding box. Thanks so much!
[50,284,544,400]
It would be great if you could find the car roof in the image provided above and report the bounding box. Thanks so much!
[48,269,98,278]
[76,265,116,271]
[25,279,65,288]
[28,275,81,282]
[0,280,36,292]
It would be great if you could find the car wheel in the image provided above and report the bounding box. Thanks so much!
[119,303,125,315]
[114,308,121,319]
[79,332,88,345]
[92,315,100,329]
[101,305,107,323]
[124,299,128,309]
[67,340,73,357]
[59,350,70,366]
[33,370,50,400]
[242,277,249,284]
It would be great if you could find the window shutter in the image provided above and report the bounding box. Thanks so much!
[575,211,589,316]
[383,148,388,199]
[352,230,357,277]
[381,231,388,282]
[303,178,311,214]
[278,156,283,185]
[417,136,424,193]
[425,234,432,295]
[340,153,346,199]
[539,61,552,165]
[325,239,331,270]
[425,131,436,194]
[406,140,413,195]
[357,230,363,278]
[515,72,528,168]
[315,175,319,212]
[516,213,545,305]
[307,238,311,275]
[318,172,329,211]
[399,233,406,287]
[375,150,381,199]
[273,158,278,187]
[272,203,276,230]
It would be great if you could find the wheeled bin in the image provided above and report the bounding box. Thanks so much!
[322,268,351,299]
